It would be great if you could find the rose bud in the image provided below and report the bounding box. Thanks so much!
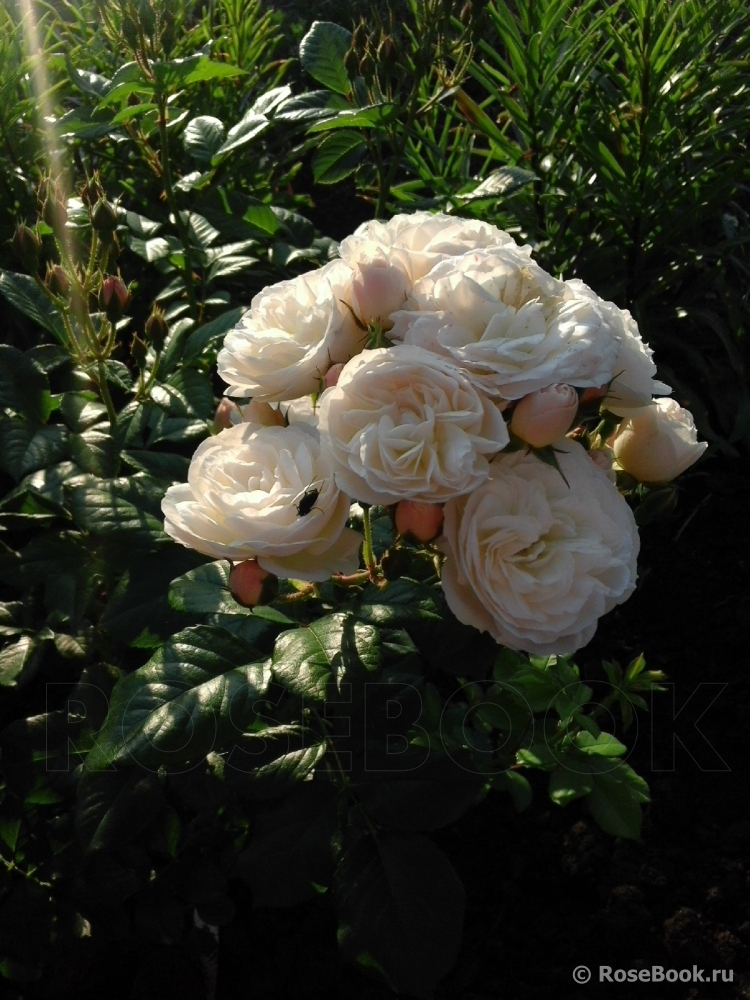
[589,446,617,483]
[612,398,707,484]
[131,334,148,370]
[99,275,130,322]
[352,256,411,327]
[144,307,169,352]
[91,198,118,235]
[45,263,69,299]
[12,225,41,273]
[324,363,344,389]
[395,500,444,543]
[229,559,277,607]
[80,174,104,208]
[214,397,240,431]
[42,193,67,233]
[510,384,579,448]
[344,45,360,81]
[241,399,286,427]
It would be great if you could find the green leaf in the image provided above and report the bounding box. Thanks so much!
[71,478,169,545]
[183,115,226,162]
[312,131,367,184]
[85,625,269,771]
[493,649,566,714]
[491,770,532,811]
[354,578,441,626]
[0,345,51,422]
[60,393,107,432]
[549,763,593,806]
[299,21,352,96]
[121,449,189,482]
[574,731,627,756]
[272,612,380,702]
[102,359,134,390]
[69,426,115,477]
[308,104,397,132]
[76,770,164,851]
[336,832,465,998]
[169,561,246,615]
[0,636,37,687]
[153,55,246,90]
[461,166,537,201]
[235,784,337,907]
[183,306,244,360]
[0,421,68,482]
[274,89,350,123]
[20,531,97,624]
[212,112,270,161]
[586,760,650,840]
[226,727,325,799]
[0,273,65,341]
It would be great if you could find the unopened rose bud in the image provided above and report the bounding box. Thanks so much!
[589,446,616,483]
[229,559,277,607]
[352,21,368,52]
[324,364,344,389]
[131,334,148,369]
[352,257,411,327]
[99,275,130,322]
[241,399,286,427]
[46,264,69,299]
[122,14,139,49]
[144,308,169,352]
[510,384,579,448]
[214,397,240,431]
[344,46,360,81]
[612,398,707,484]
[80,175,104,208]
[378,36,396,69]
[358,53,375,84]
[395,501,444,543]
[91,199,118,235]
[12,225,41,273]
[460,1,473,25]
[42,193,67,233]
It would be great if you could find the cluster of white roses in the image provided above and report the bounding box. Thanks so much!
[162,213,707,655]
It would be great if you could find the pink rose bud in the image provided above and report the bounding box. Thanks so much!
[324,363,344,389]
[395,501,444,543]
[510,384,579,448]
[214,397,239,431]
[229,559,275,607]
[241,399,286,427]
[352,256,411,327]
[580,384,609,405]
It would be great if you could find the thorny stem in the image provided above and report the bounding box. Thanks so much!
[361,505,379,582]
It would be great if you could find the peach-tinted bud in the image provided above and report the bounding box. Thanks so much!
[579,384,609,405]
[510,384,579,448]
[98,275,130,322]
[214,397,240,431]
[324,363,344,389]
[589,446,616,483]
[395,500,444,543]
[229,559,275,607]
[352,256,411,327]
[241,399,286,427]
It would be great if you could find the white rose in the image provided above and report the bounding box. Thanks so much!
[339,212,528,308]
[317,344,509,506]
[440,440,639,655]
[217,259,363,403]
[389,248,620,399]
[161,422,362,582]
[612,398,707,484]
[565,279,671,415]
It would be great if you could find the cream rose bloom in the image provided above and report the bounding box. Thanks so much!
[565,279,671,415]
[612,397,707,483]
[440,441,639,655]
[338,211,527,288]
[161,422,362,582]
[317,345,509,506]
[217,259,363,403]
[389,248,620,399]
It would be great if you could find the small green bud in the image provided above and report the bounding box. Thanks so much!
[42,191,67,233]
[359,53,375,85]
[12,225,41,274]
[352,21,368,52]
[144,307,169,352]
[91,199,118,234]
[460,1,473,25]
[377,35,397,69]
[99,275,130,322]
[122,14,139,50]
[344,46,360,81]
[137,0,156,36]
[46,264,70,299]
[131,334,148,370]
[80,174,104,208]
